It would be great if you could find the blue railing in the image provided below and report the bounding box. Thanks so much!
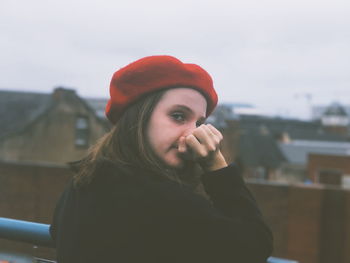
[0,217,298,263]
[0,217,54,248]
[267,257,298,263]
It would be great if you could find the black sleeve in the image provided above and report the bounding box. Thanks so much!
[201,164,273,262]
[49,180,72,242]
[117,164,273,263]
[49,179,78,249]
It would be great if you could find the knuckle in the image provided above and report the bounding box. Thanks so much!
[214,137,221,145]
[186,134,195,142]
[207,144,216,152]
[198,148,208,157]
[191,130,200,138]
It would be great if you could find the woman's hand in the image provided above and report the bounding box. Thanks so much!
[178,124,228,172]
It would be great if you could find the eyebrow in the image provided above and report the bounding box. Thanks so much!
[172,104,206,121]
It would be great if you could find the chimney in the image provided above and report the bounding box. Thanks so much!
[52,87,76,101]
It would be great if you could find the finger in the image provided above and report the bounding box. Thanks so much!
[202,124,217,140]
[202,125,221,146]
[178,136,187,153]
[185,134,207,157]
[207,124,223,140]
[192,126,216,152]
[192,125,209,143]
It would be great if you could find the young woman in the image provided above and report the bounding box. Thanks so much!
[50,55,273,263]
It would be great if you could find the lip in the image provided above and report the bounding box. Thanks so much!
[166,145,178,153]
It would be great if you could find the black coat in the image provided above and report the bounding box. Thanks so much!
[50,160,273,263]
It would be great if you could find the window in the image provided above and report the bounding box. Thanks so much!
[342,175,350,189]
[75,116,89,147]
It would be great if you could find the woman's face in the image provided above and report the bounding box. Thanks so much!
[147,87,207,169]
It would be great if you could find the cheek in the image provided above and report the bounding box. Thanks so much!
[147,123,177,153]
[147,119,166,151]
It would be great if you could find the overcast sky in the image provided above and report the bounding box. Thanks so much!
[1,0,349,119]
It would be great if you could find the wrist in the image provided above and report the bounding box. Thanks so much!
[201,152,228,172]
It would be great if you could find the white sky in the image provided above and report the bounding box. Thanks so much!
[1,0,349,119]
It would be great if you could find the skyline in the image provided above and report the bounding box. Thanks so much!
[1,0,349,120]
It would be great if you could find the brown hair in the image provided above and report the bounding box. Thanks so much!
[73,89,209,199]
[73,90,166,186]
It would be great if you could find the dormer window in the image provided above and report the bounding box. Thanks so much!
[321,103,349,127]
[321,116,349,126]
[75,116,89,147]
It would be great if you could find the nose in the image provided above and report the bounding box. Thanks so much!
[182,122,197,137]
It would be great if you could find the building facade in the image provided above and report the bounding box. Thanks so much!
[0,88,110,165]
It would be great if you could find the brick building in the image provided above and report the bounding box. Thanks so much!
[0,88,110,165]
[307,154,350,187]
[209,105,350,184]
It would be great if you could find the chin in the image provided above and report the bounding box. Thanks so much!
[163,157,185,170]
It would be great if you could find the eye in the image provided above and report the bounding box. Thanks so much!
[171,112,185,122]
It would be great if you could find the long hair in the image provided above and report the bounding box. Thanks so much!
[73,89,209,199]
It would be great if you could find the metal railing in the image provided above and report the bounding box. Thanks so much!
[0,217,54,248]
[0,217,55,263]
[267,257,299,263]
[0,217,298,263]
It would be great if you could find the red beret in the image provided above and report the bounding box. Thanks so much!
[105,55,218,124]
